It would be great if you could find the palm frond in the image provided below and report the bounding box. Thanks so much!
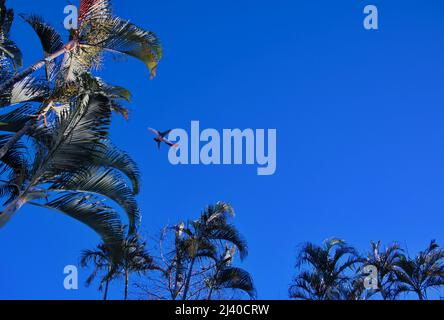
[213,267,256,299]
[35,193,124,262]
[0,133,28,181]
[206,223,248,260]
[92,141,140,194]
[20,14,64,56]
[20,14,64,80]
[32,95,111,180]
[50,166,140,232]
[0,104,35,133]
[81,17,162,78]
[0,76,48,108]
[0,1,22,69]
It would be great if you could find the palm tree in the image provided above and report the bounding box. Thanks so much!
[0,0,159,254]
[179,202,249,300]
[0,0,161,159]
[0,0,162,92]
[82,232,156,300]
[364,241,403,300]
[80,243,117,300]
[141,203,255,300]
[120,233,157,300]
[0,90,141,260]
[393,240,444,300]
[289,238,361,300]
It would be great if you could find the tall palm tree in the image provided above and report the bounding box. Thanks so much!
[80,243,116,300]
[0,0,162,92]
[0,0,159,254]
[179,202,249,300]
[364,241,403,300]
[81,232,156,300]
[393,240,444,300]
[137,203,255,300]
[120,233,157,300]
[0,90,141,260]
[289,238,361,300]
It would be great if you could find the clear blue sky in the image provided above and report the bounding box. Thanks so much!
[1,0,444,299]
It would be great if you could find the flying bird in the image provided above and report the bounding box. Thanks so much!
[148,128,178,149]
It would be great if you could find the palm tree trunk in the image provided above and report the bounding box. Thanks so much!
[206,267,221,300]
[173,232,183,300]
[103,264,112,300]
[124,269,129,300]
[182,257,196,301]
[0,196,26,227]
[417,290,425,300]
[103,279,110,300]
[0,41,75,92]
[207,286,214,300]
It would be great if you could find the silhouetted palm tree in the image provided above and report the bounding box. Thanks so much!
[179,202,249,300]
[0,0,162,92]
[0,90,141,259]
[363,241,402,300]
[81,243,116,300]
[289,238,360,300]
[82,232,156,300]
[0,0,159,253]
[393,240,444,300]
[120,234,157,300]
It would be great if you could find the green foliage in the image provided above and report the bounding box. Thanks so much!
[81,231,156,300]
[0,0,162,263]
[289,239,444,300]
[0,0,22,70]
[132,203,256,301]
[289,238,361,300]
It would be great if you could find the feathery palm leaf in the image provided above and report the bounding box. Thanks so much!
[0,0,22,70]
[290,238,361,300]
[211,267,256,299]
[393,240,444,300]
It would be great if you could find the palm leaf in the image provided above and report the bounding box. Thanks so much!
[20,14,64,80]
[50,166,140,232]
[213,267,256,299]
[0,1,22,69]
[92,141,140,194]
[20,15,64,56]
[0,104,36,133]
[0,76,48,108]
[34,193,124,262]
[81,17,162,78]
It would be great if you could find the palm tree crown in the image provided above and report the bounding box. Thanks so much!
[289,238,361,300]
[394,240,444,300]
[0,0,162,261]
